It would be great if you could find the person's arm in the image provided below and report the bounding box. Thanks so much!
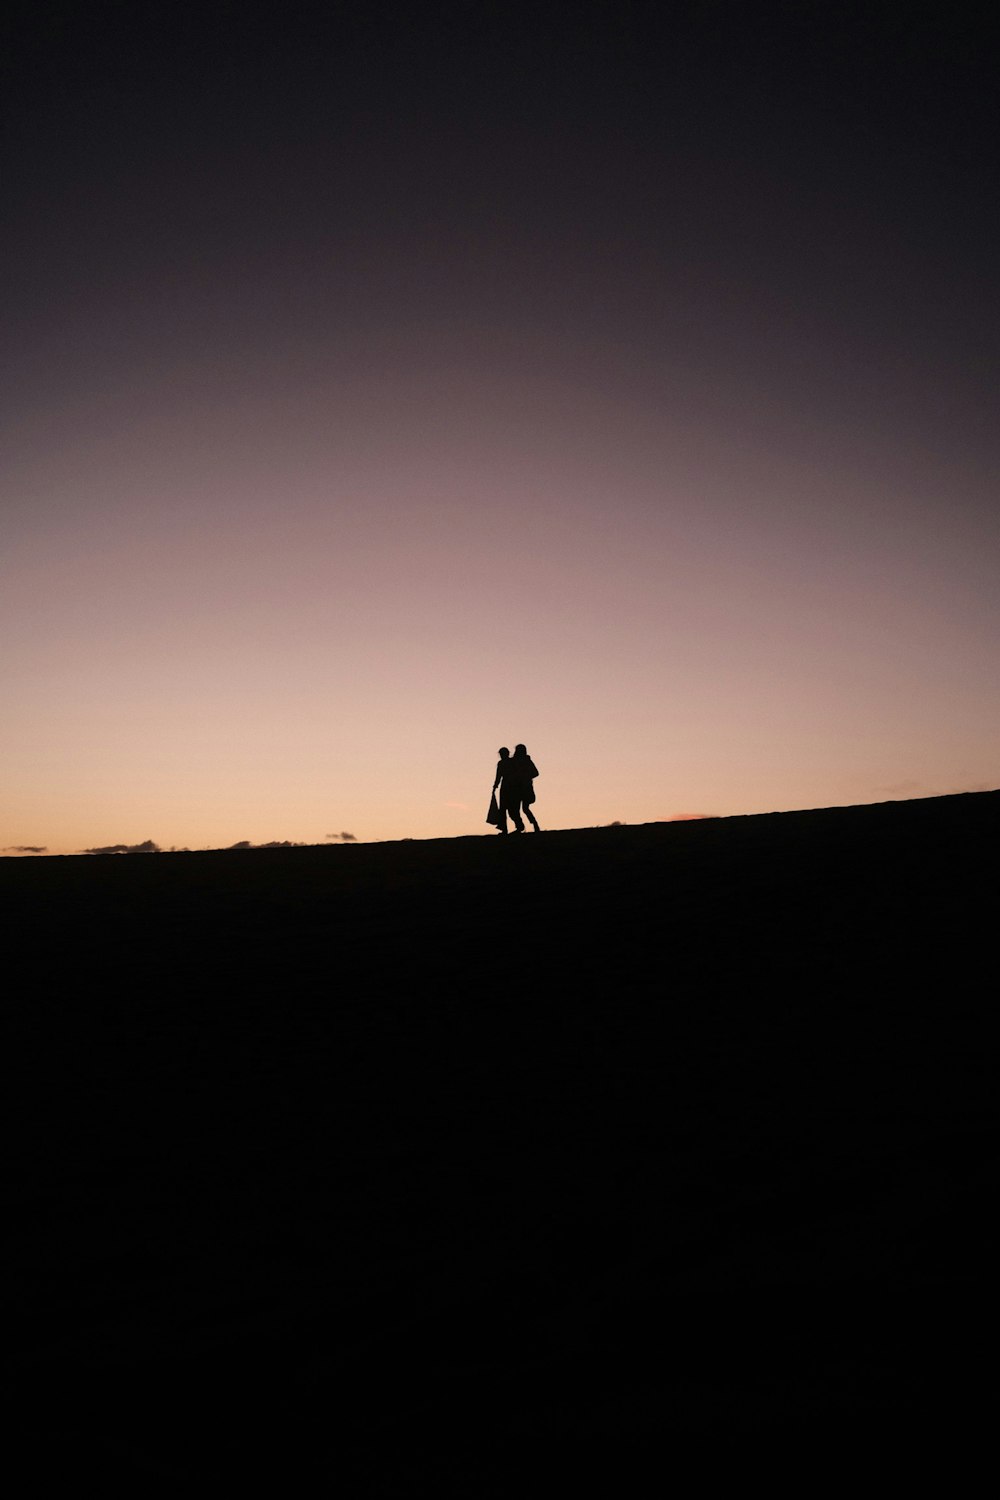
[493,762,502,789]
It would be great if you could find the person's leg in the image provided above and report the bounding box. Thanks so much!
[510,796,526,832]
[525,805,540,831]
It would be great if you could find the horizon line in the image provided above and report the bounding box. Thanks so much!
[3,787,997,859]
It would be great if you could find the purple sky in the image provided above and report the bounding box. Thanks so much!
[3,3,997,853]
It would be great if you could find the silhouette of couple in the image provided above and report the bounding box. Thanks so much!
[490,744,540,834]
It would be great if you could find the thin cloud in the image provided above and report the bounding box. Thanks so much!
[83,839,161,855]
[326,832,358,842]
[664,813,714,822]
[4,845,48,853]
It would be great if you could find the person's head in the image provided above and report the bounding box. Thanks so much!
[498,746,509,759]
[514,743,527,757]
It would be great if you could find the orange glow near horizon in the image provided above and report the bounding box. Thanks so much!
[3,374,997,857]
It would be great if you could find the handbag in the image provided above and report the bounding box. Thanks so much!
[486,790,503,826]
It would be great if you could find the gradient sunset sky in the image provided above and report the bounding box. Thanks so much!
[3,2,997,854]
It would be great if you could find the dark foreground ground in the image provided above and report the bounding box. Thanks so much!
[6,792,998,1482]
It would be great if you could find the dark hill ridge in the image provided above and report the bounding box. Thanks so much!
[7,791,998,1479]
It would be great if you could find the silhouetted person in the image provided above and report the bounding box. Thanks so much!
[492,747,512,834]
[505,744,540,832]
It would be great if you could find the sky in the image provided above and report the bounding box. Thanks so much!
[3,1,997,854]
